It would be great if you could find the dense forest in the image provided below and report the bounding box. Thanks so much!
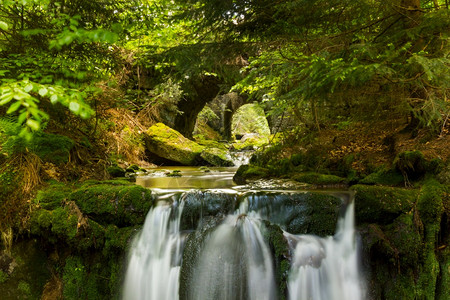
[0,0,449,299]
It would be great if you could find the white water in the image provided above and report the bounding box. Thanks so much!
[122,202,184,300]
[189,201,277,300]
[122,190,364,300]
[286,202,364,300]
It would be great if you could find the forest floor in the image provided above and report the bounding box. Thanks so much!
[320,118,449,171]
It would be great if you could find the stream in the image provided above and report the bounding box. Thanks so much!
[122,167,365,299]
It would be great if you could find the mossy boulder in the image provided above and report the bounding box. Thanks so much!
[351,184,417,224]
[292,172,347,186]
[107,165,126,178]
[233,164,270,184]
[200,147,234,167]
[359,167,404,186]
[393,150,443,181]
[33,182,72,210]
[144,123,205,165]
[359,180,448,299]
[33,133,75,165]
[69,182,153,226]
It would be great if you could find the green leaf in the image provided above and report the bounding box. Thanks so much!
[24,84,34,92]
[38,87,48,96]
[18,111,27,124]
[26,119,40,131]
[50,94,58,103]
[0,21,8,31]
[0,92,13,105]
[13,90,30,100]
[69,101,80,113]
[6,100,22,114]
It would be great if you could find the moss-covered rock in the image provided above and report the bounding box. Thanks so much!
[351,184,417,224]
[262,221,289,300]
[32,133,75,165]
[69,182,153,226]
[107,165,126,178]
[360,179,448,299]
[292,172,347,185]
[33,181,72,210]
[359,167,404,186]
[144,123,205,165]
[233,164,270,184]
[200,147,234,167]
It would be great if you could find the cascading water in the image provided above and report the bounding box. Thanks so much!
[188,202,276,300]
[122,200,184,300]
[286,201,364,300]
[122,184,365,300]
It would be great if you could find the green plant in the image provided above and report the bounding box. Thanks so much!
[0,270,8,283]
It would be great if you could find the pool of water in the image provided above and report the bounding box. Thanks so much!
[135,166,238,189]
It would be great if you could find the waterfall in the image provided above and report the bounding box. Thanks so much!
[188,202,276,300]
[121,188,364,300]
[122,201,184,300]
[286,202,363,300]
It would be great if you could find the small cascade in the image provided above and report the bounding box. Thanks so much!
[121,187,365,300]
[122,201,184,300]
[286,201,363,300]
[188,202,276,300]
[230,150,254,167]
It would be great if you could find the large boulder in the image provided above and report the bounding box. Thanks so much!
[144,123,205,165]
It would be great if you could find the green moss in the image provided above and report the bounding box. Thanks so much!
[33,182,72,210]
[104,225,137,255]
[233,164,270,184]
[107,165,126,178]
[0,270,8,283]
[62,256,87,300]
[292,172,347,185]
[394,150,427,181]
[0,170,16,197]
[436,248,450,300]
[69,182,153,226]
[145,123,205,165]
[415,179,444,299]
[351,185,417,224]
[200,147,234,166]
[231,136,269,151]
[417,179,444,226]
[166,170,182,177]
[262,221,289,300]
[385,213,421,268]
[31,207,78,242]
[18,281,32,297]
[360,167,404,186]
[32,133,75,164]
[51,207,78,240]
